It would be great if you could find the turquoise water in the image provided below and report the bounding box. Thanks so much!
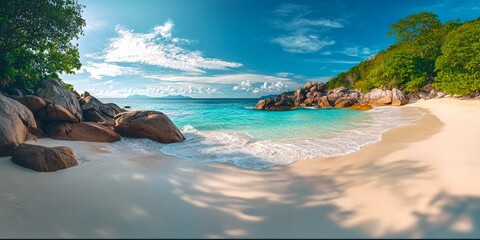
[103,98,422,169]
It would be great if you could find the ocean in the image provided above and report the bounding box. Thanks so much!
[102,98,423,170]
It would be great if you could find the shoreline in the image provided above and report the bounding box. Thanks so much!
[1,98,480,238]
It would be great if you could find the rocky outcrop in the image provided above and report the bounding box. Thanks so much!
[13,95,47,113]
[294,81,327,106]
[10,94,78,123]
[255,94,296,110]
[391,88,409,106]
[35,100,80,123]
[333,97,354,108]
[255,82,367,110]
[326,87,362,108]
[0,94,37,157]
[45,122,121,143]
[363,88,392,106]
[316,96,330,108]
[79,91,125,123]
[407,84,447,102]
[35,78,82,122]
[114,110,185,143]
[292,82,363,109]
[363,88,409,106]
[11,144,77,172]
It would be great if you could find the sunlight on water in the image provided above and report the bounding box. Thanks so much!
[106,98,423,169]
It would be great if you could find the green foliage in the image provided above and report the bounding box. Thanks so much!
[434,19,480,95]
[326,11,476,95]
[0,0,85,89]
[387,11,442,43]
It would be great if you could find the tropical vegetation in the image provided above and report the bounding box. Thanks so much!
[327,11,480,96]
[0,0,85,90]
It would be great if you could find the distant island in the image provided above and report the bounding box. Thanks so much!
[126,94,151,99]
[259,94,278,99]
[126,94,192,99]
[157,95,192,99]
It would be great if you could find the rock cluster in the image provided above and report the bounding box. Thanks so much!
[1,78,185,172]
[35,79,83,122]
[79,91,125,123]
[255,94,296,110]
[255,81,411,111]
[407,84,447,102]
[363,88,409,106]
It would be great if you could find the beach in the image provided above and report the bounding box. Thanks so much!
[1,98,479,238]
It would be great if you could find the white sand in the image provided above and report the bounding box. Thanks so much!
[1,98,480,238]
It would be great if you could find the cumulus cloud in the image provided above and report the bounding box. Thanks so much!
[144,73,292,84]
[81,62,140,79]
[90,20,242,74]
[270,3,343,53]
[232,80,289,95]
[272,35,335,53]
[87,84,222,98]
[341,46,378,57]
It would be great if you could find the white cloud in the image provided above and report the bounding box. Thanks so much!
[144,73,293,85]
[304,58,361,64]
[83,9,107,32]
[93,21,242,74]
[153,20,173,38]
[272,35,335,53]
[87,85,222,98]
[271,3,343,53]
[341,46,378,57]
[342,47,360,57]
[274,3,311,17]
[82,62,140,79]
[287,18,344,29]
[276,72,292,78]
[232,80,289,95]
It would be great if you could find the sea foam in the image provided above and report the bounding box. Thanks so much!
[113,106,423,170]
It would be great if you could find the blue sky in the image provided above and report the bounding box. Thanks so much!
[61,0,480,98]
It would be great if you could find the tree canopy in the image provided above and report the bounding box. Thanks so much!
[0,0,85,89]
[386,11,442,43]
[434,19,480,95]
[326,11,480,96]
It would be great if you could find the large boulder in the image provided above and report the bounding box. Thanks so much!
[35,79,82,122]
[10,94,78,123]
[0,94,37,157]
[11,144,77,172]
[255,94,296,110]
[363,88,409,106]
[114,111,185,143]
[363,88,393,106]
[45,122,121,142]
[334,97,353,108]
[326,87,349,103]
[391,88,409,106]
[316,96,330,108]
[36,101,80,122]
[79,91,125,123]
[14,95,47,113]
